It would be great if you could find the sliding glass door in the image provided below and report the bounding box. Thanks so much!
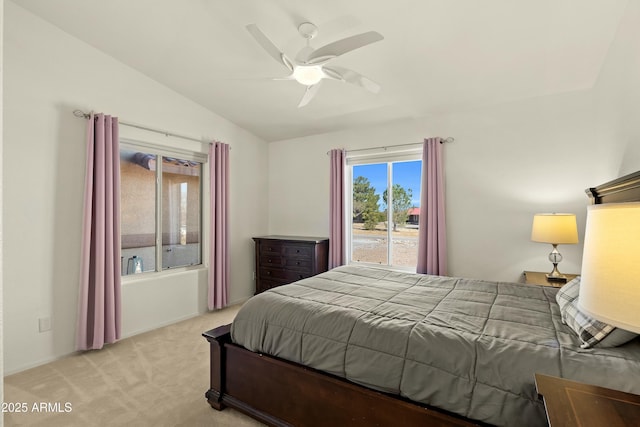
[349,155,422,269]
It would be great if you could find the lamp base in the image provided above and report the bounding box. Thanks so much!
[546,263,568,282]
[545,245,569,282]
[545,274,568,283]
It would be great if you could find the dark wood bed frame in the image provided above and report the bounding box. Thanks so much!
[203,169,640,427]
[585,170,640,204]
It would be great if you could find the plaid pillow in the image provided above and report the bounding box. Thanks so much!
[562,298,615,348]
[556,277,580,323]
[556,276,636,348]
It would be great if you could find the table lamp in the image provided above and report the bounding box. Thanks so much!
[531,213,579,281]
[578,203,640,334]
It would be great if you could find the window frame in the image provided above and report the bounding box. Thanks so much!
[120,138,208,280]
[346,148,422,271]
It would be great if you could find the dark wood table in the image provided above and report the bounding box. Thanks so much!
[535,373,640,427]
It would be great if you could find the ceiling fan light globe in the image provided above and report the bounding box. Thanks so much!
[293,65,324,86]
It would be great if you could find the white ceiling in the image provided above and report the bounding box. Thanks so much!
[13,0,629,142]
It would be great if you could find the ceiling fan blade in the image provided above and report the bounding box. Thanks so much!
[305,31,384,65]
[298,82,323,108]
[323,66,381,94]
[246,24,294,72]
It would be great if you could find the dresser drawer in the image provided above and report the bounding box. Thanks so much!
[260,254,311,270]
[258,278,286,293]
[260,254,285,267]
[260,267,309,282]
[283,245,313,259]
[259,241,285,255]
[283,257,312,271]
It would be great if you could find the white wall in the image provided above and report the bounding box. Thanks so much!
[592,0,640,176]
[3,3,268,374]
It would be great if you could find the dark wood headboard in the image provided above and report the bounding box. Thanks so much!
[586,170,640,204]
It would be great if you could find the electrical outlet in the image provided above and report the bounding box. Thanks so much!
[38,317,51,333]
[252,271,256,280]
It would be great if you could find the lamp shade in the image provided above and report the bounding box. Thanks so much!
[578,203,640,334]
[531,213,579,244]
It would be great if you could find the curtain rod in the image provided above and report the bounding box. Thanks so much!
[326,137,454,156]
[73,110,210,145]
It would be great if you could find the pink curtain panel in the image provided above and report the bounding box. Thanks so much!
[416,137,448,275]
[209,142,230,310]
[77,113,122,350]
[329,149,345,269]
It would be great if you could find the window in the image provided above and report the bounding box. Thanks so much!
[120,142,205,276]
[347,151,422,269]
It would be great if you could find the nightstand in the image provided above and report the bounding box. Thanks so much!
[522,271,578,287]
[535,373,640,427]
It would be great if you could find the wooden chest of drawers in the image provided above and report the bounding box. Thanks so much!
[253,236,329,294]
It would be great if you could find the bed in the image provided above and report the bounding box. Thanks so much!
[203,170,640,426]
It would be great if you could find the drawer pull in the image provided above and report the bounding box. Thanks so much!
[266,271,271,276]
[268,259,272,263]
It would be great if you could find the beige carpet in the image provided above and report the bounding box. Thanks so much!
[4,305,265,427]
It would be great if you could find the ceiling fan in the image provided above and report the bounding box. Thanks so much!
[246,22,384,107]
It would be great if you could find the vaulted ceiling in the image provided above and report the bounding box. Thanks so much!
[14,0,629,142]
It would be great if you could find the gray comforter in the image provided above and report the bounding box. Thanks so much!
[231,265,640,426]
